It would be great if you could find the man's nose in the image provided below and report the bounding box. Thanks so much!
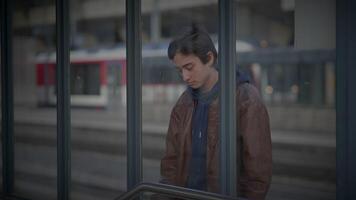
[182,70,190,82]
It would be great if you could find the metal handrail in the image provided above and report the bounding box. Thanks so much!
[114,182,244,200]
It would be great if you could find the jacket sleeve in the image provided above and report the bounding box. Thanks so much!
[238,85,272,200]
[160,106,180,185]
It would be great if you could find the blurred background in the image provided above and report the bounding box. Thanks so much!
[1,0,335,199]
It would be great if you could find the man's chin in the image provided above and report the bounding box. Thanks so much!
[189,85,200,89]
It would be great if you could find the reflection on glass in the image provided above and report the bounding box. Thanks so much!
[13,0,57,199]
[69,0,127,200]
[7,0,336,199]
[141,0,220,194]
[69,55,127,199]
[11,0,127,199]
[236,0,336,199]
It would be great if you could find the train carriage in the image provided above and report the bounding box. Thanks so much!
[36,42,334,108]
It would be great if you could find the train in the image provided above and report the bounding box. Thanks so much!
[36,45,183,107]
[35,42,335,108]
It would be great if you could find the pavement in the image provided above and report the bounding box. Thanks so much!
[0,104,336,200]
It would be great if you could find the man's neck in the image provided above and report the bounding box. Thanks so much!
[201,69,218,93]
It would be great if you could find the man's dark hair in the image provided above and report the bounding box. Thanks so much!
[168,25,217,65]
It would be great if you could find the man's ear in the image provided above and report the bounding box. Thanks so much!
[207,51,215,66]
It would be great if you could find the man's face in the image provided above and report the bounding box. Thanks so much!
[173,52,214,90]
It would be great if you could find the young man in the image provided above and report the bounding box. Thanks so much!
[160,26,272,200]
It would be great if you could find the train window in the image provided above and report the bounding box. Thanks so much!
[106,61,123,109]
[107,61,122,88]
[12,0,58,199]
[236,0,336,199]
[70,63,100,95]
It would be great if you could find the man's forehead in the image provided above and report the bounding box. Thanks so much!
[173,53,195,66]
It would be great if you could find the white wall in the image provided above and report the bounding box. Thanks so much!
[295,0,336,50]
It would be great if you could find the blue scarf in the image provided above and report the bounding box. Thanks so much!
[186,71,249,190]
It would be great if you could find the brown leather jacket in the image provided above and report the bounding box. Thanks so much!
[160,83,272,200]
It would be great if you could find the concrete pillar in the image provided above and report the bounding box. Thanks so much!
[236,4,251,39]
[70,0,83,48]
[150,0,161,43]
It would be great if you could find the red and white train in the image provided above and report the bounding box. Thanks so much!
[36,46,187,107]
[35,41,261,107]
[36,44,337,107]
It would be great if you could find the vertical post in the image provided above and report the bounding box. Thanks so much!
[151,0,161,43]
[126,0,142,190]
[218,0,237,197]
[56,0,71,199]
[336,0,356,199]
[1,0,14,195]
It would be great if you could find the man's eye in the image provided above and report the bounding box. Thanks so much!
[186,65,193,70]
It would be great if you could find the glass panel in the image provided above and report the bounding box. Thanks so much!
[141,0,220,194]
[13,0,57,199]
[236,0,336,199]
[69,0,127,199]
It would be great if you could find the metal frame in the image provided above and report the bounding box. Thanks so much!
[218,0,238,196]
[122,0,240,198]
[0,194,31,200]
[126,0,143,190]
[1,0,356,199]
[115,182,242,200]
[56,0,71,199]
[336,0,356,199]
[1,0,15,195]
[122,0,239,197]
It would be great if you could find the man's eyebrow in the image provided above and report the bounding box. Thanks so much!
[181,63,192,68]
[175,62,192,70]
